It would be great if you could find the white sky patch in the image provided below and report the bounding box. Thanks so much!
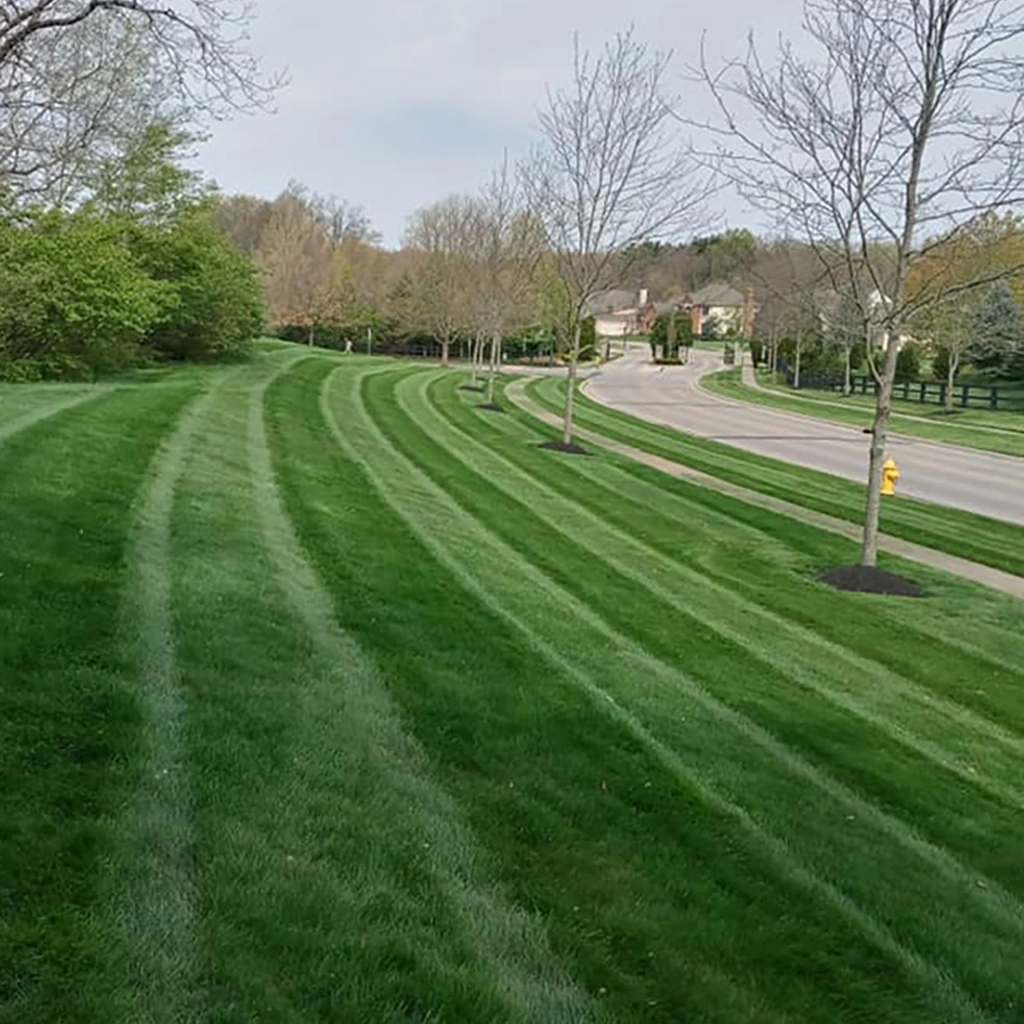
[196,0,807,246]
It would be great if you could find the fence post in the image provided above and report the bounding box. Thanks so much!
[939,382,946,407]
[991,387,999,410]
[919,382,926,403]
[961,384,969,408]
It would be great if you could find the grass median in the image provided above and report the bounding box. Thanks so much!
[523,374,1024,577]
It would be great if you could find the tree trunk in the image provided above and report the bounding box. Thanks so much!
[562,321,582,444]
[441,337,450,367]
[794,334,802,389]
[843,346,852,396]
[308,322,315,346]
[486,332,501,404]
[860,333,902,567]
[945,350,957,413]
[469,334,483,386]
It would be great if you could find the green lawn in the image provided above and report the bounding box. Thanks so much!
[700,369,1024,457]
[525,374,1024,577]
[3,345,1024,1022]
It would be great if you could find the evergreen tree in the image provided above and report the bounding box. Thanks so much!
[968,281,1021,375]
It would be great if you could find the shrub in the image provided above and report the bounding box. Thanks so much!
[895,342,921,381]
[968,281,1021,376]
[578,316,597,361]
[0,210,162,374]
[130,213,264,362]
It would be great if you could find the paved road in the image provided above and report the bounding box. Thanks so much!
[585,347,1024,526]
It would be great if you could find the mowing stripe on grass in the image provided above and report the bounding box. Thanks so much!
[403,371,1024,813]
[323,363,997,1024]
[409,372,1024,927]
[248,360,599,1024]
[0,387,116,447]
[115,351,301,1022]
[488,378,1024,693]
[522,375,1024,578]
[118,384,233,1021]
[404,372,1024,973]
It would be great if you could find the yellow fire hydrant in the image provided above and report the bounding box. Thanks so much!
[881,458,901,496]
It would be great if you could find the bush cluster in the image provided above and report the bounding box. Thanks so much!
[0,206,264,381]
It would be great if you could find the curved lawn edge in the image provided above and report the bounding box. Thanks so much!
[519,375,1024,579]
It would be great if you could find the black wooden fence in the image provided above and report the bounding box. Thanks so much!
[781,366,1024,411]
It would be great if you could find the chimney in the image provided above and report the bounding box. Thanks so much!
[691,304,703,337]
[638,287,649,307]
[742,289,756,339]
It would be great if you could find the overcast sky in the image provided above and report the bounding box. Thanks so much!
[195,0,807,247]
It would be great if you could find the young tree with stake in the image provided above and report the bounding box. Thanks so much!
[699,0,1024,565]
[523,30,712,447]
[476,158,545,406]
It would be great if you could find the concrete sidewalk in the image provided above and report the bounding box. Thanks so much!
[505,378,1024,600]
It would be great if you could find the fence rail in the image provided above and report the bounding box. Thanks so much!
[779,366,1024,411]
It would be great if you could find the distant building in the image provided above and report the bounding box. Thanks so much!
[584,283,759,340]
[586,288,646,339]
[681,282,757,338]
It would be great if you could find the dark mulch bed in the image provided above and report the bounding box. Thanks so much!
[819,565,923,597]
[476,402,505,413]
[539,440,590,456]
[459,384,486,393]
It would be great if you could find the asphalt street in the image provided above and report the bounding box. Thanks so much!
[584,347,1024,526]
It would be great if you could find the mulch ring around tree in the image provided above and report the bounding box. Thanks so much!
[476,402,505,413]
[819,565,923,598]
[538,440,591,456]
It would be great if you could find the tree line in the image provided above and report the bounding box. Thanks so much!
[0,1,273,381]
[4,0,1024,567]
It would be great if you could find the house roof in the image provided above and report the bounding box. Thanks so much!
[686,282,748,308]
[585,289,638,315]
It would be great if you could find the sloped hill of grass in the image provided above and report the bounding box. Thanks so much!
[2,347,1023,1023]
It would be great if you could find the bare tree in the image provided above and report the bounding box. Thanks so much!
[750,240,832,382]
[475,157,545,405]
[208,192,275,255]
[260,195,335,344]
[0,15,180,204]
[699,0,1024,565]
[314,194,382,247]
[404,195,478,366]
[523,30,713,447]
[0,0,276,203]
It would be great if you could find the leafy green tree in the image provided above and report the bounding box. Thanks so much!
[895,342,921,381]
[968,281,1022,375]
[650,313,672,359]
[932,346,952,384]
[91,122,207,223]
[651,311,692,361]
[133,211,264,361]
[96,120,264,361]
[0,210,161,376]
[579,316,597,361]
